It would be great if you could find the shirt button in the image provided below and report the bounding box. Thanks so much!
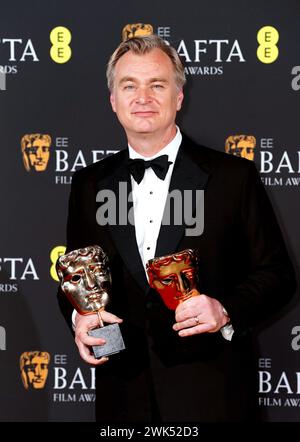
[150,191,153,195]
[150,220,153,223]
[146,301,153,309]
[147,247,150,250]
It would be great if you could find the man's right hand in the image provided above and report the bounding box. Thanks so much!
[74,311,123,366]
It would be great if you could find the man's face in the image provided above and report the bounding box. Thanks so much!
[148,256,198,310]
[110,48,184,143]
[59,252,111,314]
[26,138,50,171]
[23,355,49,389]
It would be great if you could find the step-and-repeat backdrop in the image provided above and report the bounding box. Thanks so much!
[0,0,299,422]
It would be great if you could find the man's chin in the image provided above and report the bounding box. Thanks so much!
[130,121,157,134]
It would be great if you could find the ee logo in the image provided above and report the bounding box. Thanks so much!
[50,245,66,281]
[50,26,72,63]
[257,26,279,64]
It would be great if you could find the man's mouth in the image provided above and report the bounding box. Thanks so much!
[132,111,157,117]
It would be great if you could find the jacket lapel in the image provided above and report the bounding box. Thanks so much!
[155,136,210,258]
[96,150,149,292]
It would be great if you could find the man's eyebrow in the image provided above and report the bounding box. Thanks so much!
[119,76,136,84]
[148,77,168,83]
[119,76,169,84]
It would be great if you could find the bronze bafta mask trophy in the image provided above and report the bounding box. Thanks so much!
[57,245,125,358]
[146,249,200,310]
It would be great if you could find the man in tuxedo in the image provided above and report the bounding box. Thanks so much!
[58,34,296,422]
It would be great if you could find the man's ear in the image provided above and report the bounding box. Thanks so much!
[110,93,116,113]
[176,90,184,111]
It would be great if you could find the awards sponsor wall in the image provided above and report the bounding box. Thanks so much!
[0,0,299,422]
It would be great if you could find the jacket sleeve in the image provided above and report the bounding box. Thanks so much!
[57,170,95,333]
[223,161,296,334]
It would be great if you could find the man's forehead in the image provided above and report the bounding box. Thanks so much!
[115,48,173,75]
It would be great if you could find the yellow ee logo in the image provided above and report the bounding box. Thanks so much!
[50,26,72,63]
[257,26,279,64]
[50,246,66,281]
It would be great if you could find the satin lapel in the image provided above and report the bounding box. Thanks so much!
[155,141,210,258]
[96,152,149,292]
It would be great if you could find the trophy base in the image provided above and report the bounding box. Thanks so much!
[88,323,125,359]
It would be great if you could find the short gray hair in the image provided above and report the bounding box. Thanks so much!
[106,34,186,91]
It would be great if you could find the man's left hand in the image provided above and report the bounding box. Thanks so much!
[173,293,230,337]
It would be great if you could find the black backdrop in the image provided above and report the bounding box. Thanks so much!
[0,0,299,422]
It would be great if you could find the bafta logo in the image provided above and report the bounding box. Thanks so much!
[21,134,51,172]
[122,23,153,41]
[225,135,256,161]
[20,351,50,390]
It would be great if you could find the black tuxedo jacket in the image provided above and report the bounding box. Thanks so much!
[58,134,296,422]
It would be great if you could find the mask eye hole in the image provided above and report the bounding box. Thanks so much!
[161,277,173,285]
[71,274,81,283]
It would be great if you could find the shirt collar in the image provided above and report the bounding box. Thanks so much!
[128,126,182,164]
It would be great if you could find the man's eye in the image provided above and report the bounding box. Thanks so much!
[161,278,173,285]
[124,84,135,90]
[71,274,81,282]
[152,84,164,89]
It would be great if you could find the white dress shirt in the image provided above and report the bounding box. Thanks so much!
[128,128,182,268]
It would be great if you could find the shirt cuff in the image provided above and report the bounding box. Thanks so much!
[220,323,234,341]
[71,309,77,331]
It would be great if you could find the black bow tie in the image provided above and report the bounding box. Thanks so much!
[127,155,173,184]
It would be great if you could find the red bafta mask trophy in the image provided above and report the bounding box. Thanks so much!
[56,245,125,358]
[146,249,200,310]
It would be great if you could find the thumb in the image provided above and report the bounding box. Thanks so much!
[101,310,123,324]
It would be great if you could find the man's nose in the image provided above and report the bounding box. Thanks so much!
[135,88,152,104]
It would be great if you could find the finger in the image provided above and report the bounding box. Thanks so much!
[175,308,193,323]
[173,316,202,331]
[77,331,107,347]
[175,298,205,323]
[177,323,214,337]
[76,339,109,366]
[75,313,99,330]
[101,311,123,324]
